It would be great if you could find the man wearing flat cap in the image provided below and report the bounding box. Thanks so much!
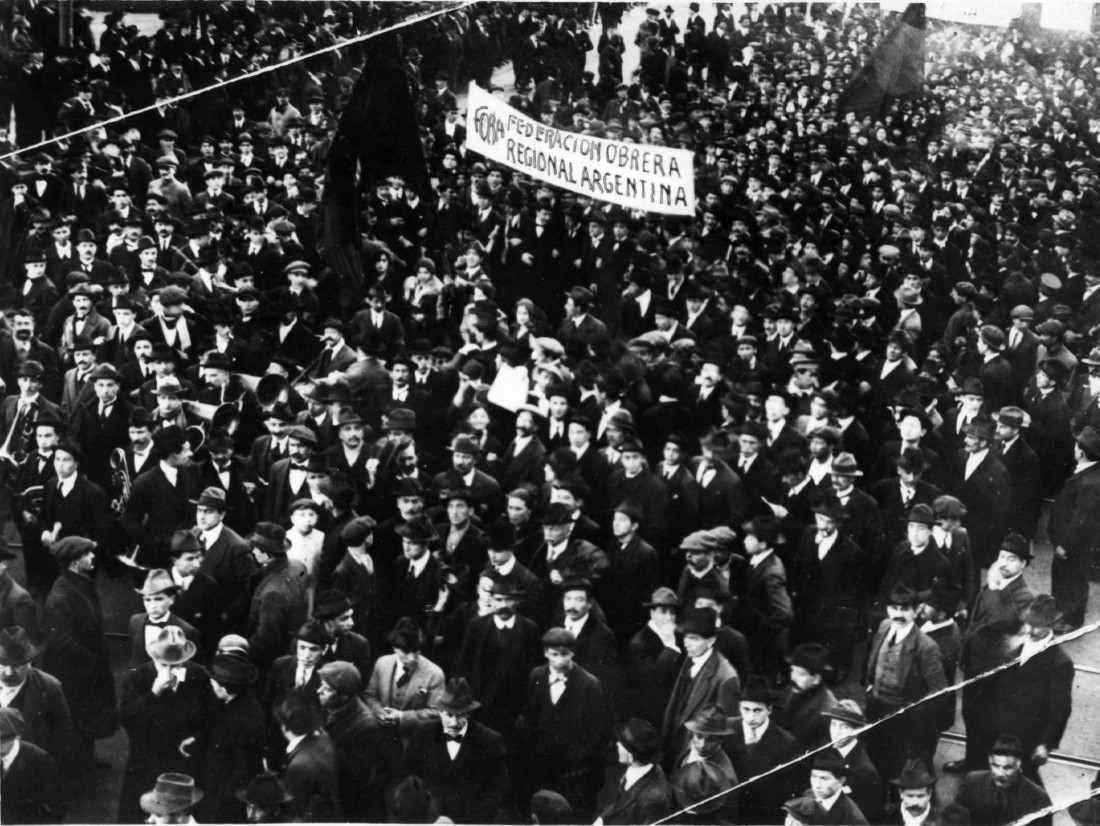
[398,677,509,824]
[42,536,118,772]
[524,627,609,821]
[1049,427,1100,631]
[118,626,213,823]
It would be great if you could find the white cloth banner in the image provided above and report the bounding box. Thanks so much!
[466,83,695,216]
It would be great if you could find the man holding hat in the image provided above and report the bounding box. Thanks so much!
[123,424,203,568]
[42,536,118,772]
[0,707,66,825]
[1048,427,1100,631]
[950,734,1052,826]
[525,627,609,821]
[128,567,201,665]
[596,718,674,825]
[246,522,309,670]
[948,533,1035,774]
[990,594,1074,782]
[398,677,509,824]
[118,626,213,823]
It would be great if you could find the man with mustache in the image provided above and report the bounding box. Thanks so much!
[950,734,1052,826]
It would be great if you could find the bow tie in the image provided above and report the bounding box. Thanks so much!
[445,734,464,743]
[291,463,308,471]
[549,674,567,685]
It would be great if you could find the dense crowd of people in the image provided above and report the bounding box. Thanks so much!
[0,0,1095,824]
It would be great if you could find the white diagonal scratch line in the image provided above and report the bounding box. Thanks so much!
[652,620,1100,825]
[1006,781,1100,826]
[0,0,478,164]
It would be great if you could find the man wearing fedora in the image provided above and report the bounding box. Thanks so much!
[42,536,118,773]
[68,361,134,489]
[882,758,943,825]
[948,532,1035,774]
[433,432,504,524]
[990,594,1074,783]
[246,522,309,671]
[123,424,204,569]
[731,515,793,680]
[863,584,947,780]
[453,576,541,754]
[264,619,332,714]
[948,416,1010,571]
[990,405,1041,538]
[129,567,201,665]
[688,429,747,529]
[140,772,203,825]
[597,717,674,824]
[0,625,75,768]
[950,734,1052,826]
[0,707,66,825]
[873,504,954,622]
[192,485,256,630]
[1049,426,1100,631]
[670,704,739,821]
[821,700,883,821]
[723,677,802,825]
[388,514,443,626]
[623,586,683,728]
[661,607,741,765]
[236,771,296,824]
[398,677,509,824]
[118,626,213,823]
[524,627,609,821]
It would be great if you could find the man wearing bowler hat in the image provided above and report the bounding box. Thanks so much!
[883,758,942,825]
[948,416,1010,571]
[0,707,66,825]
[731,515,793,680]
[661,607,741,765]
[188,652,265,823]
[798,748,870,825]
[123,424,203,568]
[388,514,442,626]
[313,588,372,680]
[950,734,1052,826]
[398,677,509,824]
[192,485,256,628]
[990,594,1074,783]
[1048,427,1100,631]
[948,532,1035,774]
[433,432,504,523]
[236,771,295,823]
[39,438,112,555]
[246,522,309,670]
[873,503,953,621]
[597,718,674,824]
[118,626,213,823]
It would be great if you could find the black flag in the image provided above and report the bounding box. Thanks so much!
[319,35,430,315]
[837,4,926,118]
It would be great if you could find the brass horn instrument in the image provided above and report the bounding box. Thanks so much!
[109,448,131,515]
[0,403,37,470]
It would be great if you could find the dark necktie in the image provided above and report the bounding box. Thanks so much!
[396,669,411,688]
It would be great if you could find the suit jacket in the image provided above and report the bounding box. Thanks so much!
[364,652,445,743]
[262,456,312,523]
[962,575,1034,675]
[526,663,608,763]
[264,654,324,709]
[497,435,547,493]
[284,730,341,821]
[774,682,837,750]
[994,437,1042,537]
[661,649,741,761]
[398,720,508,824]
[0,339,62,403]
[687,457,747,528]
[723,719,802,825]
[949,448,1010,568]
[992,642,1074,752]
[2,667,75,765]
[122,464,203,567]
[67,396,134,488]
[350,308,405,360]
[198,524,256,626]
[600,764,675,824]
[0,739,65,825]
[657,462,702,544]
[127,612,200,665]
[730,551,793,661]
[952,771,1052,826]
[40,473,111,548]
[863,620,948,708]
[454,613,542,731]
[1048,460,1100,555]
[793,790,870,825]
[247,557,309,670]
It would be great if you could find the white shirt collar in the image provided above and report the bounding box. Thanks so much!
[622,763,654,790]
[160,460,178,484]
[286,732,309,754]
[565,612,590,637]
[744,719,769,741]
[58,474,77,496]
[889,622,916,643]
[409,552,430,577]
[748,549,773,568]
[493,614,517,630]
[494,555,516,576]
[201,523,223,546]
[1,738,20,771]
[817,788,843,811]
